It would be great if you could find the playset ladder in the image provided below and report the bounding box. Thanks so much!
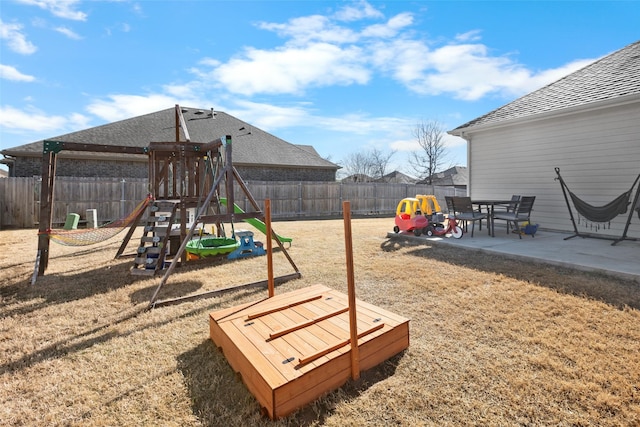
[131,200,178,276]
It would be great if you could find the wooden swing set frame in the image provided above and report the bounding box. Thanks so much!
[33,105,301,307]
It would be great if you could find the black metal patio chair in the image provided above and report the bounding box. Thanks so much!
[493,196,536,238]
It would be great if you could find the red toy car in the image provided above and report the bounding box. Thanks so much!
[393,197,429,236]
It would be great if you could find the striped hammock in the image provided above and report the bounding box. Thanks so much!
[45,194,153,246]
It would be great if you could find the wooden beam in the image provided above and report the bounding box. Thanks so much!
[298,323,385,367]
[175,104,190,142]
[244,295,322,321]
[266,199,275,298]
[268,307,349,340]
[43,140,147,155]
[35,150,56,277]
[343,200,360,380]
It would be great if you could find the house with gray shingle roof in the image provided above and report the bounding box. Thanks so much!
[449,40,640,239]
[376,170,417,184]
[417,166,467,190]
[0,107,339,181]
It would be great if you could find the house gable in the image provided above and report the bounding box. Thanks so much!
[451,40,640,133]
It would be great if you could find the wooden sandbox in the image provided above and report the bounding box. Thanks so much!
[209,284,410,419]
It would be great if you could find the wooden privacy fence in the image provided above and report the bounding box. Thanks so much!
[0,177,464,229]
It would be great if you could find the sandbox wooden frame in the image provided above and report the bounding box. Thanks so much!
[208,202,410,419]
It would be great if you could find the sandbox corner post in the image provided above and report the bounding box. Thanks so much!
[265,198,275,298]
[342,200,360,380]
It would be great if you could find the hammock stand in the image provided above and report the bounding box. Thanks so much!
[555,167,640,246]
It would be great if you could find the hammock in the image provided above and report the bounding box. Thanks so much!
[555,167,640,245]
[569,189,632,223]
[44,194,153,246]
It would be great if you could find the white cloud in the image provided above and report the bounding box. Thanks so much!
[214,43,370,96]
[455,30,482,42]
[54,26,82,40]
[226,100,310,130]
[225,99,410,138]
[0,19,37,55]
[231,3,596,102]
[334,0,384,21]
[258,15,359,45]
[374,41,595,101]
[0,64,35,82]
[15,0,87,21]
[519,58,595,94]
[390,137,420,152]
[390,130,467,153]
[104,22,132,37]
[361,12,414,38]
[86,94,183,121]
[0,105,89,133]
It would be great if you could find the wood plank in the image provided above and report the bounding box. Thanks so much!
[274,353,352,417]
[245,294,323,320]
[269,307,349,339]
[210,326,274,413]
[235,317,302,383]
[214,314,285,384]
[290,305,349,345]
[298,323,385,366]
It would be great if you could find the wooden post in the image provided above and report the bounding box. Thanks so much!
[265,199,274,298]
[36,149,56,277]
[343,200,360,380]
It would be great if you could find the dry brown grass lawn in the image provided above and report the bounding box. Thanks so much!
[1,218,639,426]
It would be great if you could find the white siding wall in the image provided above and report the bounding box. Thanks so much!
[467,101,640,239]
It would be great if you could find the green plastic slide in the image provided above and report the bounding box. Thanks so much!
[219,198,292,243]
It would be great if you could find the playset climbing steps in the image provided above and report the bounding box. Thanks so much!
[131,200,178,276]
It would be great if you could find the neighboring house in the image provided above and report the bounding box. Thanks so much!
[341,171,417,184]
[449,40,640,238]
[376,170,417,184]
[0,168,7,178]
[417,166,467,190]
[0,107,339,181]
[341,173,374,183]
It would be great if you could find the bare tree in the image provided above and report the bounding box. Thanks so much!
[369,148,396,179]
[409,120,448,184]
[339,148,395,181]
[339,152,374,181]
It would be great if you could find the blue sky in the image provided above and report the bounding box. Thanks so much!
[1,0,639,176]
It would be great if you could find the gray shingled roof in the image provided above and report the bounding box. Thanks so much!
[452,40,640,132]
[417,166,467,186]
[1,107,337,170]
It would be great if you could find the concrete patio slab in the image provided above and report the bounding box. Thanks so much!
[387,226,640,282]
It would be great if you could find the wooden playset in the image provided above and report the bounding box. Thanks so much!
[33,105,300,307]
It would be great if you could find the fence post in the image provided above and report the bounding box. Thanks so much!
[298,181,302,216]
[374,183,377,214]
[120,178,126,218]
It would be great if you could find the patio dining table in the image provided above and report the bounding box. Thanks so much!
[471,199,515,237]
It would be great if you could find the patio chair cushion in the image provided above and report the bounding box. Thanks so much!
[456,212,487,221]
[493,212,529,221]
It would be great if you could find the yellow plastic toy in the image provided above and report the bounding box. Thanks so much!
[416,194,445,224]
[415,194,441,216]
